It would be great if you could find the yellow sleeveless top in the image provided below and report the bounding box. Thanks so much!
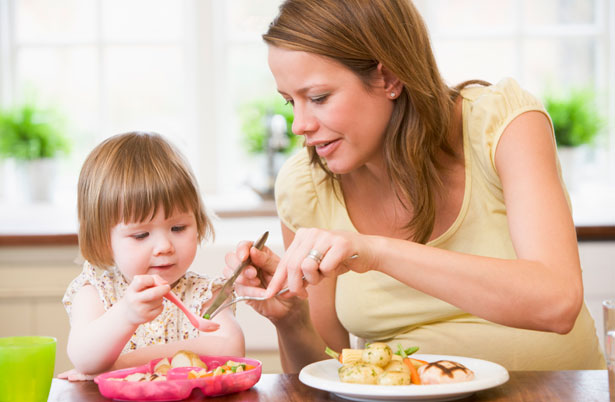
[274,78,605,370]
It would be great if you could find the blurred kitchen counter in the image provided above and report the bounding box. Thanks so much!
[1,188,614,376]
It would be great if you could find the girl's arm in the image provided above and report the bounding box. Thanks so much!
[66,276,171,374]
[267,111,582,335]
[111,307,244,370]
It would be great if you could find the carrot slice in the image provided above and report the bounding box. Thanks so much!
[403,358,422,385]
[408,357,428,368]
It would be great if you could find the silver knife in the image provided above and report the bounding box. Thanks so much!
[203,231,269,319]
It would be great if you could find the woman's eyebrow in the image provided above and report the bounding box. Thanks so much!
[278,84,327,96]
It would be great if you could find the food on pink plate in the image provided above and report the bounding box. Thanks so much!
[107,351,257,382]
[95,355,263,400]
[418,360,475,384]
[170,350,207,369]
[109,350,208,382]
[153,357,171,375]
[187,360,256,379]
[109,372,166,382]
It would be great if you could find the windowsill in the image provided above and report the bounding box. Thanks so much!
[1,185,615,245]
[0,189,278,245]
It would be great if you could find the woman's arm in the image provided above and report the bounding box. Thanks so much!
[360,111,581,333]
[266,111,581,335]
[275,224,350,373]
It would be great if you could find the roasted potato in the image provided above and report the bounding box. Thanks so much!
[378,360,411,385]
[361,342,393,368]
[377,370,411,385]
[339,363,384,384]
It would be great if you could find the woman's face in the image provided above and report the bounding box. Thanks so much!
[268,46,395,174]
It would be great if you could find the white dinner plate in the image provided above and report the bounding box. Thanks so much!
[298,354,509,401]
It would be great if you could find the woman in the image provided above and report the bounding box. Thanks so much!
[226,0,605,372]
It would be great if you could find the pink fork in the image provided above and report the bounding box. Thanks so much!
[164,291,219,332]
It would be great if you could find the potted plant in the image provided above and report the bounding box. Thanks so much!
[0,102,70,202]
[239,96,299,198]
[239,95,299,154]
[543,87,603,189]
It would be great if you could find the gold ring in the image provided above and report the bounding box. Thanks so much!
[307,249,323,264]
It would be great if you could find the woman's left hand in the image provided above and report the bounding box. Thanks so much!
[265,228,376,298]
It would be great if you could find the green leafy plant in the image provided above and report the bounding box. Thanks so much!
[239,96,300,154]
[544,88,603,147]
[0,102,70,160]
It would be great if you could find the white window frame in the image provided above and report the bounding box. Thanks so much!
[1,0,614,205]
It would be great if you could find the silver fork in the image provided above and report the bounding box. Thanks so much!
[207,285,294,319]
[208,254,358,319]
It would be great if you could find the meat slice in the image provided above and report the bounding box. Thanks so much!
[418,360,475,384]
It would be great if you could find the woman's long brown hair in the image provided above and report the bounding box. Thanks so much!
[264,0,479,243]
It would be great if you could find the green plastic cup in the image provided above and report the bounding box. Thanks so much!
[0,336,56,402]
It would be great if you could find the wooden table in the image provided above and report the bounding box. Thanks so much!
[49,370,614,401]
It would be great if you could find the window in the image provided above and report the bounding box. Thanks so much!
[0,0,198,204]
[0,0,613,224]
[414,0,615,222]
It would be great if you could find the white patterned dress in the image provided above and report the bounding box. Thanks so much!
[63,261,226,354]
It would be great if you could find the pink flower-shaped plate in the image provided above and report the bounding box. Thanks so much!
[94,355,262,401]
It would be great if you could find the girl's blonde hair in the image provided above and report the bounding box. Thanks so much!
[77,132,214,268]
[264,0,470,243]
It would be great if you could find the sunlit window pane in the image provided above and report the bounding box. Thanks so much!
[16,47,99,138]
[523,0,596,25]
[103,46,188,141]
[214,44,279,191]
[432,0,516,31]
[226,0,281,37]
[522,38,596,93]
[15,0,97,42]
[102,0,184,42]
[229,45,276,103]
[434,39,518,85]
[2,0,612,204]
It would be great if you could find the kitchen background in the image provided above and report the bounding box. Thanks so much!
[0,0,614,375]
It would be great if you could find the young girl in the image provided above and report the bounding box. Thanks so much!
[60,132,244,380]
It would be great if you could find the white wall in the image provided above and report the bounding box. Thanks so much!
[578,241,615,351]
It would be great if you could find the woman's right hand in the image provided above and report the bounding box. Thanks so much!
[224,241,303,322]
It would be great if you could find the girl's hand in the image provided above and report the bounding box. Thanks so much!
[265,228,375,298]
[120,274,170,325]
[57,368,97,381]
[224,241,301,322]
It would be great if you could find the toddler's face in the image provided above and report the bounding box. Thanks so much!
[110,207,199,286]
